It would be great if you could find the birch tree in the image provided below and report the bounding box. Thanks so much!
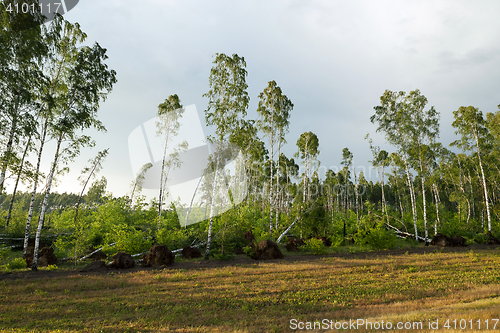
[257,80,293,237]
[155,94,186,230]
[366,134,390,224]
[23,16,83,256]
[296,131,320,221]
[203,53,249,259]
[74,149,109,225]
[31,22,116,271]
[451,106,493,232]
[229,119,268,207]
[341,148,355,228]
[0,3,47,194]
[371,90,419,240]
[404,90,440,243]
[130,162,153,204]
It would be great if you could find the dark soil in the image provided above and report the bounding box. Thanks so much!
[110,252,136,269]
[143,245,175,267]
[286,238,305,252]
[181,246,202,259]
[1,244,498,281]
[251,240,283,260]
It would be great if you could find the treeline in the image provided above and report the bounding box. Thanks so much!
[1,6,500,268]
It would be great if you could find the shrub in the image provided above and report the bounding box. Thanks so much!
[328,233,344,248]
[355,227,397,250]
[243,245,255,258]
[301,238,327,255]
[473,233,489,244]
[43,264,58,271]
[0,247,9,261]
[106,225,153,255]
[5,257,27,270]
[156,228,190,251]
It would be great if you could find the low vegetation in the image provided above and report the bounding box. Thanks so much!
[1,246,500,332]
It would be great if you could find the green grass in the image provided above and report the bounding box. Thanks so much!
[1,247,500,332]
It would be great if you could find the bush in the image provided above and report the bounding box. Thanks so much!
[328,233,344,248]
[0,247,9,261]
[473,233,489,244]
[300,238,327,255]
[156,228,190,251]
[43,264,58,271]
[4,257,27,270]
[243,245,255,257]
[106,225,153,255]
[355,227,397,250]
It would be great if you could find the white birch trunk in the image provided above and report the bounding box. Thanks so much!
[32,133,63,271]
[421,176,428,242]
[402,153,418,241]
[380,166,389,225]
[432,183,440,235]
[275,130,281,231]
[474,131,491,232]
[6,135,32,227]
[419,157,428,242]
[269,111,275,237]
[23,119,48,255]
[158,130,170,230]
[353,165,359,229]
[205,146,221,259]
[0,116,18,193]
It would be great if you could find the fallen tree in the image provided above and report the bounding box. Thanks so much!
[276,206,319,244]
[384,223,428,242]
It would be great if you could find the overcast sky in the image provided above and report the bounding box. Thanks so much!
[18,0,500,201]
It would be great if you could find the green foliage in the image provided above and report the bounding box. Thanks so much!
[300,238,326,255]
[156,228,189,251]
[41,264,58,271]
[327,233,344,248]
[243,245,255,257]
[53,236,74,259]
[473,233,489,244]
[0,247,9,261]
[3,200,29,237]
[106,225,152,255]
[253,227,272,244]
[213,252,234,260]
[52,207,100,259]
[85,176,108,205]
[3,257,26,270]
[354,227,397,250]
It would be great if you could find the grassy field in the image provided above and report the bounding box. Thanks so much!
[1,246,500,332]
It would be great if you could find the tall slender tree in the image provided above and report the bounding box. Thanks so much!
[257,80,293,237]
[341,148,355,228]
[130,162,153,204]
[155,94,186,230]
[366,134,390,224]
[31,21,117,271]
[203,53,249,259]
[296,131,320,209]
[372,90,423,240]
[74,148,109,225]
[451,106,493,232]
[0,2,47,194]
[23,16,85,256]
